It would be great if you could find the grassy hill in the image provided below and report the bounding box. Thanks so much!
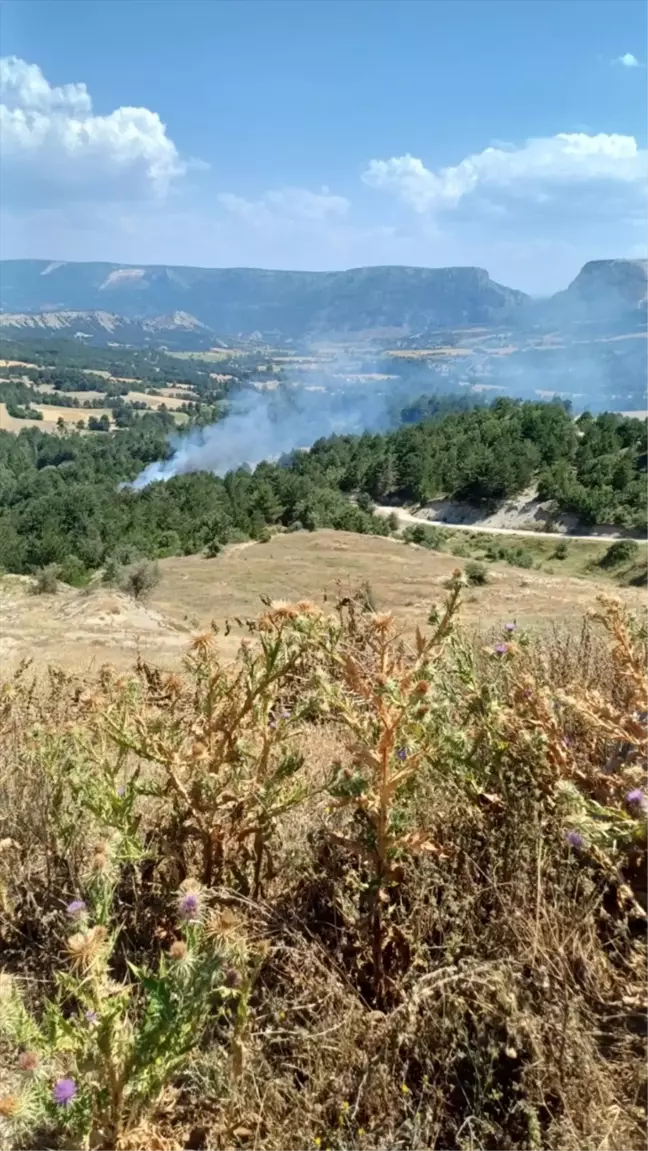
[1,530,645,674]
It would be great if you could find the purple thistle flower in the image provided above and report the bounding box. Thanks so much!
[396,747,408,761]
[494,643,508,656]
[117,786,125,797]
[178,892,201,922]
[52,1078,77,1106]
[66,900,87,920]
[281,710,291,719]
[625,788,647,811]
[85,1010,98,1024]
[504,623,516,633]
[566,830,584,850]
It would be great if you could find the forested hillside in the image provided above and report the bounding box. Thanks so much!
[0,399,645,579]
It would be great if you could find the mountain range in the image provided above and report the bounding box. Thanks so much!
[0,258,645,343]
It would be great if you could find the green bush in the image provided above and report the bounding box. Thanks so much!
[465,559,488,586]
[356,492,375,513]
[223,528,250,545]
[404,523,443,549]
[553,539,569,560]
[600,539,640,568]
[101,557,122,585]
[59,555,90,588]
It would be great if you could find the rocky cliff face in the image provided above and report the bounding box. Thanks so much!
[0,258,644,340]
[537,259,647,326]
[0,308,213,348]
[0,260,528,336]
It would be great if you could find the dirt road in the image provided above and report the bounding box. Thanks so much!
[374,505,640,544]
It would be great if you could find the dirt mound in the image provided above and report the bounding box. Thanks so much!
[0,579,190,674]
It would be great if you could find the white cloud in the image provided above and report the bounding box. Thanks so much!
[0,56,186,204]
[362,133,646,214]
[218,185,350,227]
[615,52,640,67]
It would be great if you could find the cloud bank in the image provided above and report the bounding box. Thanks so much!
[362,133,646,214]
[0,55,185,204]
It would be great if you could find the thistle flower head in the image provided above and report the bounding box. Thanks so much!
[169,939,188,962]
[396,747,408,761]
[18,1051,39,1072]
[370,612,393,634]
[66,926,108,971]
[504,622,516,633]
[52,1078,77,1106]
[204,907,245,942]
[177,892,201,922]
[494,643,509,656]
[566,830,584,850]
[625,788,647,811]
[66,899,87,920]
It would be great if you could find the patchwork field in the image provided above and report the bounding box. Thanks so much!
[0,402,114,430]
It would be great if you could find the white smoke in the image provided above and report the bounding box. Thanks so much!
[130,370,399,489]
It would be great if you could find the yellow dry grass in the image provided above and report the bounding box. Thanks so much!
[0,402,113,431]
[2,532,644,676]
[36,404,113,425]
[0,403,47,431]
[150,532,645,641]
[123,390,189,410]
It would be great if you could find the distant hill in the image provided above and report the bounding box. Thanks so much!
[0,257,645,353]
[0,308,216,350]
[0,260,529,338]
[536,259,647,326]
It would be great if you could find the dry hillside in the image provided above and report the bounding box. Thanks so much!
[1,531,644,674]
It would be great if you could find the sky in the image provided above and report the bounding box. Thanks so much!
[0,0,646,293]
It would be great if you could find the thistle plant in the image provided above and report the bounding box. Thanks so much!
[325,574,463,1000]
[0,878,249,1150]
[94,606,335,895]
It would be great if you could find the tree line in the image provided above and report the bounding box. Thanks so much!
[0,398,644,580]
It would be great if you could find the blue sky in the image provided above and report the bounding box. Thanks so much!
[0,0,646,292]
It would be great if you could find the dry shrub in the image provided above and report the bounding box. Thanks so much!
[0,587,645,1150]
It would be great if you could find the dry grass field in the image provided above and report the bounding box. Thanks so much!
[122,390,192,409]
[1,531,644,675]
[0,402,114,431]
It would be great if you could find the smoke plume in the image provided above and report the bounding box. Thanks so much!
[130,368,399,489]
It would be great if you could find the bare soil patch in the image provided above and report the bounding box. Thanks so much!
[0,576,190,674]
